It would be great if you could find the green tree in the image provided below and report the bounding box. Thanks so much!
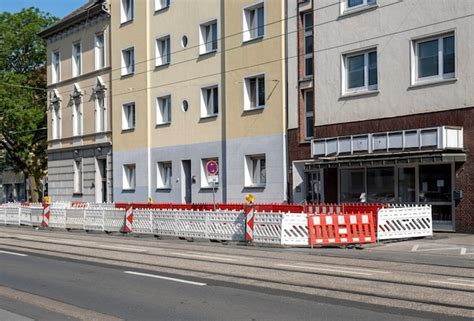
[0,8,58,202]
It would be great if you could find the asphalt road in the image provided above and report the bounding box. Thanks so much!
[0,227,472,320]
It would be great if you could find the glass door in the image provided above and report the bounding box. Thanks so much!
[398,166,416,203]
[307,170,323,203]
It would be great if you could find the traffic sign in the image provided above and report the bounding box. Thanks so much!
[206,161,219,175]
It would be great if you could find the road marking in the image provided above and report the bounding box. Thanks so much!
[411,245,419,252]
[429,280,474,287]
[124,271,206,286]
[276,263,387,276]
[171,252,237,261]
[411,245,472,255]
[448,278,474,283]
[0,250,28,257]
[100,245,148,252]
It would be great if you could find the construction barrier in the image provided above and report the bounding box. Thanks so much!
[377,205,432,240]
[307,212,376,247]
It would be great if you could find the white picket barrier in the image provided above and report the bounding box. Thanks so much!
[152,210,177,236]
[49,203,68,229]
[5,204,21,225]
[207,210,246,241]
[103,208,126,232]
[132,210,153,234]
[84,208,104,231]
[175,210,207,238]
[377,205,433,240]
[0,205,6,225]
[66,208,86,230]
[281,213,309,246]
[253,212,283,244]
[19,206,32,226]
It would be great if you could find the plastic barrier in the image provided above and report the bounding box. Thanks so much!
[103,208,126,232]
[84,208,104,231]
[30,204,44,227]
[377,205,432,240]
[0,205,6,225]
[5,204,21,225]
[253,213,283,245]
[308,212,376,247]
[281,213,309,246]
[66,207,86,229]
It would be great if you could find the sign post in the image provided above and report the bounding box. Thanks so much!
[206,161,219,209]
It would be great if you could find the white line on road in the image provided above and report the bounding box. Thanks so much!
[448,278,474,284]
[124,271,206,286]
[413,247,464,252]
[171,252,238,261]
[99,245,148,252]
[429,280,474,287]
[0,250,28,257]
[276,263,388,276]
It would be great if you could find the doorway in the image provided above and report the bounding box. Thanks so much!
[306,170,323,203]
[181,160,192,204]
[96,158,107,203]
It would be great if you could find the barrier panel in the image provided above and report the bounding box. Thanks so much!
[66,208,85,230]
[377,205,432,240]
[29,204,44,227]
[253,213,283,244]
[175,210,207,238]
[103,209,126,232]
[308,212,376,246]
[49,203,68,229]
[152,210,176,236]
[19,205,32,226]
[281,213,309,246]
[84,208,104,231]
[132,210,153,234]
[5,204,21,225]
[207,210,245,241]
[0,205,6,225]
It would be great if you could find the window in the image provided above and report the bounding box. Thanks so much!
[51,103,61,139]
[342,0,376,13]
[155,0,170,11]
[243,4,264,41]
[201,86,218,117]
[201,158,218,188]
[303,12,313,77]
[340,168,365,202]
[123,164,136,190]
[73,159,83,194]
[245,155,266,187]
[155,36,170,66]
[244,75,265,110]
[122,102,135,130]
[304,91,314,139]
[121,47,135,75]
[95,33,105,70]
[121,0,134,23]
[199,21,217,54]
[156,96,171,124]
[52,51,60,83]
[96,92,106,132]
[343,49,377,94]
[72,99,82,136]
[412,33,455,84]
[157,161,172,188]
[72,43,81,77]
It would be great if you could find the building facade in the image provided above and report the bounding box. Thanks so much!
[290,0,474,232]
[39,0,113,203]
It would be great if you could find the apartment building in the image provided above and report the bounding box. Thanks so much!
[290,0,474,232]
[39,0,113,202]
[111,0,288,203]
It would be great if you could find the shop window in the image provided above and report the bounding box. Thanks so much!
[419,164,452,203]
[367,167,395,203]
[340,168,365,202]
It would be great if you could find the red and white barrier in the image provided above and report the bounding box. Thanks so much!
[245,206,254,241]
[124,205,133,233]
[42,203,51,228]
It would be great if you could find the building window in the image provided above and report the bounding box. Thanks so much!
[245,155,266,187]
[244,74,265,110]
[342,0,376,13]
[96,92,106,132]
[199,21,217,55]
[304,90,314,139]
[412,33,455,84]
[72,43,81,77]
[121,47,135,76]
[155,0,170,11]
[156,95,171,125]
[121,0,134,23]
[200,86,218,117]
[73,159,83,194]
[122,102,135,130]
[51,103,61,139]
[303,12,313,77]
[155,36,170,66]
[123,164,136,190]
[201,158,218,188]
[72,99,82,136]
[52,51,60,83]
[243,3,264,42]
[157,161,172,188]
[95,33,105,70]
[343,49,377,94]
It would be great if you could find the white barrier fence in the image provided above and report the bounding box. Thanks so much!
[377,205,433,240]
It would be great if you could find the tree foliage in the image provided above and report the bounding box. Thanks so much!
[0,8,58,201]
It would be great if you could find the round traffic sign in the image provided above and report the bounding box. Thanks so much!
[206,161,219,175]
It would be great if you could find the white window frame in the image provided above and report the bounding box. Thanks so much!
[155,0,170,11]
[72,98,83,137]
[243,3,264,42]
[341,0,377,14]
[73,159,83,194]
[51,102,61,140]
[200,158,219,188]
[303,12,313,77]
[121,47,135,76]
[157,161,172,189]
[199,20,218,55]
[52,51,60,83]
[304,90,314,140]
[342,49,377,95]
[200,85,218,118]
[95,32,105,70]
[244,154,266,187]
[155,36,171,66]
[122,102,136,130]
[156,95,171,125]
[72,42,82,77]
[121,0,134,23]
[95,91,106,133]
[411,33,455,85]
[243,74,265,110]
[123,164,136,190]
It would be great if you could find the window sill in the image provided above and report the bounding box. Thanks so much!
[339,4,378,19]
[199,49,217,57]
[243,106,265,113]
[154,6,170,14]
[155,121,171,128]
[200,186,218,190]
[122,188,135,192]
[339,90,379,100]
[408,77,457,90]
[120,19,134,27]
[156,187,171,191]
[72,193,83,196]
[244,184,266,189]
[200,114,218,120]
[121,128,135,133]
[121,72,134,79]
[242,35,264,45]
[155,62,170,70]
